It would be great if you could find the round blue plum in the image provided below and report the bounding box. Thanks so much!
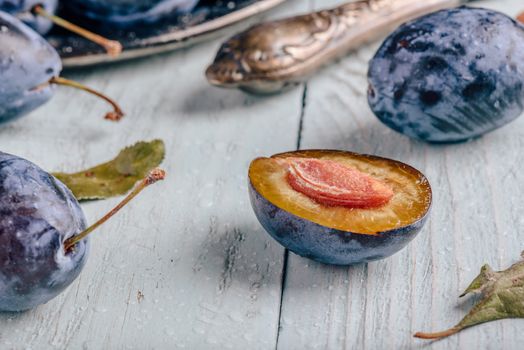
[368,7,524,143]
[249,183,429,266]
[64,0,199,27]
[0,152,89,312]
[0,11,61,124]
[0,0,57,34]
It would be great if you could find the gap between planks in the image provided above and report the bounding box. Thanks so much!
[274,82,308,350]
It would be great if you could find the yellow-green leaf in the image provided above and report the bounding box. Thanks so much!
[53,140,165,200]
[415,251,524,340]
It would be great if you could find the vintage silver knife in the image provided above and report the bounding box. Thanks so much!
[206,0,473,94]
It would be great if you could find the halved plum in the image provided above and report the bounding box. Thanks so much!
[248,150,432,265]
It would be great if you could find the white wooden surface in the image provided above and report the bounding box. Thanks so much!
[0,0,523,349]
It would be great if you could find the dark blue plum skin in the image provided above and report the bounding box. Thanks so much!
[64,0,199,27]
[0,152,89,312]
[0,11,61,124]
[0,0,57,34]
[249,182,429,266]
[368,7,524,143]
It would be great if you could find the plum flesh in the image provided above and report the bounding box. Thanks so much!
[249,150,432,265]
[368,7,524,143]
[0,152,88,312]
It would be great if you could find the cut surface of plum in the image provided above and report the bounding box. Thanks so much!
[249,150,431,235]
[281,157,394,209]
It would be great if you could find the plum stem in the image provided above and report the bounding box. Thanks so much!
[32,5,122,57]
[49,76,124,121]
[414,327,460,340]
[64,168,166,252]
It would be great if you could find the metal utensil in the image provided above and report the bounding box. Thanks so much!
[206,0,471,94]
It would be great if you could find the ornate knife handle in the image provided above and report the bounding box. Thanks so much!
[206,0,464,94]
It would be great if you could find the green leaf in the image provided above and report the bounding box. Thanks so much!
[53,140,165,200]
[415,251,524,340]
[459,264,495,297]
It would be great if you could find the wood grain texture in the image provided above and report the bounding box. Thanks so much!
[0,0,523,349]
[0,1,305,349]
[276,1,524,350]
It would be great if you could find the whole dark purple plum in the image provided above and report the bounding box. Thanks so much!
[248,150,432,265]
[0,151,165,312]
[0,11,124,123]
[0,11,60,123]
[0,152,88,312]
[368,7,524,143]
[64,0,200,27]
[0,0,57,34]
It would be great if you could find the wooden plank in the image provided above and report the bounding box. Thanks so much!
[1,0,524,348]
[276,0,524,349]
[0,1,307,349]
